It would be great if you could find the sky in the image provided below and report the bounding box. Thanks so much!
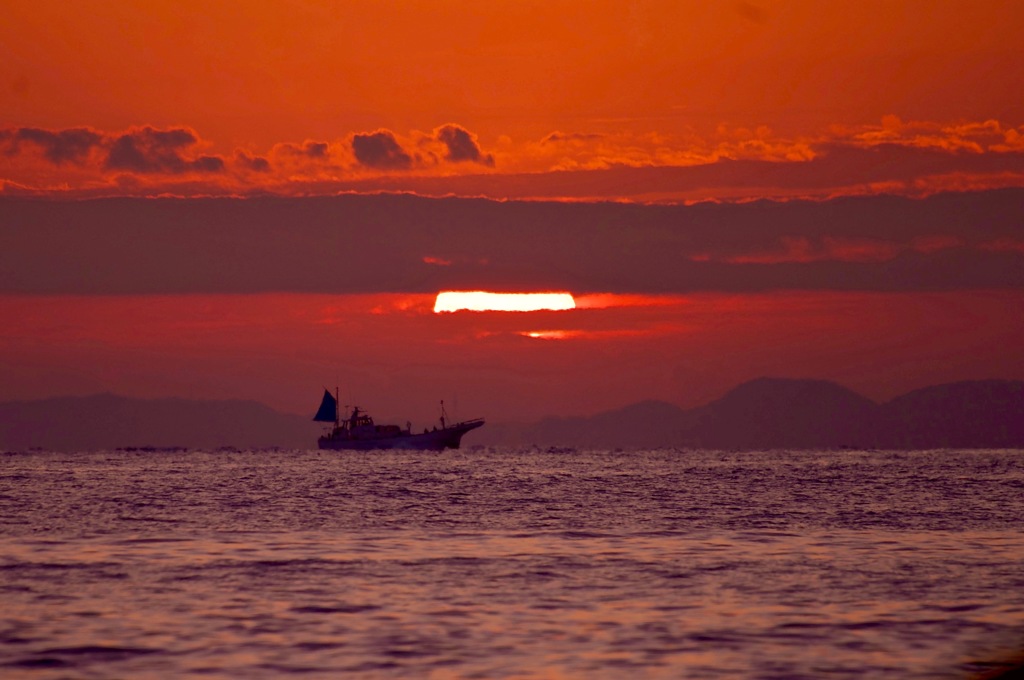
[2,1,1023,425]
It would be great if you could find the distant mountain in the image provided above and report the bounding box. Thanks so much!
[476,378,1024,450]
[682,377,881,449]
[493,400,695,450]
[3,379,1023,451]
[875,380,1024,448]
[0,394,313,451]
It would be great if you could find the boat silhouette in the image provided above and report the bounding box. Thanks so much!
[313,389,484,451]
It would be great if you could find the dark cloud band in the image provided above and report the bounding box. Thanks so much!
[2,190,1021,295]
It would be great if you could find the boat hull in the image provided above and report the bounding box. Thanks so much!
[318,419,484,451]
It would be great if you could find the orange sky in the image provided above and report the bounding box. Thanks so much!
[3,0,1024,200]
[2,1,1023,423]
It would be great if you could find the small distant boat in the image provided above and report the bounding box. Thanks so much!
[313,389,484,451]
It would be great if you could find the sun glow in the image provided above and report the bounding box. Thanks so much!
[521,330,574,340]
[434,291,576,313]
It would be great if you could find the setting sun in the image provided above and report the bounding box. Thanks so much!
[434,291,576,313]
[522,330,574,340]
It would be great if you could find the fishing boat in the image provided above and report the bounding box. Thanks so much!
[313,389,484,451]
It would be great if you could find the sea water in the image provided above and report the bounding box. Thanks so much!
[1,447,1023,679]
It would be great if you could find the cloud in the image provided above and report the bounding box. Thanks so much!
[351,130,413,169]
[3,117,1024,200]
[1,125,226,175]
[349,125,494,171]
[315,141,1024,204]
[435,124,494,166]
[506,126,814,175]
[500,117,1022,182]
[3,127,103,164]
[837,115,1018,154]
[275,140,330,159]
[995,127,1024,152]
[303,141,329,159]
[703,237,904,265]
[542,131,606,144]
[234,150,271,173]
[104,127,225,174]
[264,140,351,181]
[695,234,967,265]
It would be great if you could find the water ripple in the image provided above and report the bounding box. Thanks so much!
[0,447,1022,678]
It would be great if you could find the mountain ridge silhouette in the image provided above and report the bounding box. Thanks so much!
[2,378,1022,451]
[478,378,1024,449]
